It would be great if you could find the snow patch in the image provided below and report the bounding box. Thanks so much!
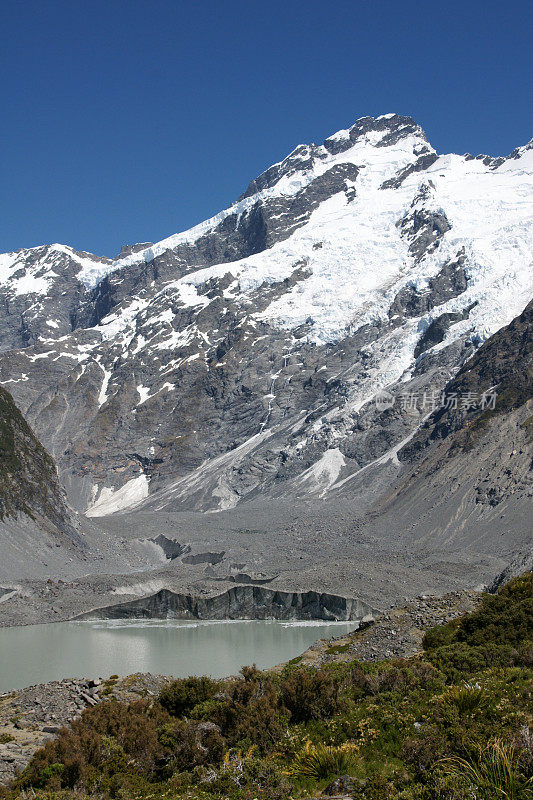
[86,475,150,516]
[296,448,346,497]
[112,580,166,597]
[98,364,112,407]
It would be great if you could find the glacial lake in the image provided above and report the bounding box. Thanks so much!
[0,619,357,693]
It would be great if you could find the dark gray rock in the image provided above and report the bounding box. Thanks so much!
[182,552,225,566]
[324,775,356,795]
[389,251,468,323]
[148,535,187,560]
[398,206,451,261]
[414,303,476,359]
[380,151,438,189]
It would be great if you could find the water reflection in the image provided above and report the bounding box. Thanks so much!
[0,619,356,692]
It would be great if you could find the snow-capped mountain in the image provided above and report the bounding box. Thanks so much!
[0,113,531,516]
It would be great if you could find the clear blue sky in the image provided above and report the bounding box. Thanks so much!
[1,0,531,257]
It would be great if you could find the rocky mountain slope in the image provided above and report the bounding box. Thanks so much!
[360,299,532,564]
[0,296,530,624]
[0,114,531,518]
[0,386,87,575]
[402,297,533,459]
[0,390,172,585]
[0,385,70,526]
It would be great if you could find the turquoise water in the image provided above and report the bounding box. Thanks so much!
[0,619,356,692]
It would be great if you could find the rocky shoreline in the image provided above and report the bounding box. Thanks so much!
[0,673,174,784]
[0,589,482,786]
[276,589,481,670]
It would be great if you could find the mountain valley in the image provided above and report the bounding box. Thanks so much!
[0,114,531,624]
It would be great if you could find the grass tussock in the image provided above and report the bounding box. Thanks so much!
[286,740,359,780]
[440,739,533,799]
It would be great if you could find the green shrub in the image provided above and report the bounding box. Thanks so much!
[34,762,65,789]
[16,700,168,791]
[349,659,445,697]
[424,573,533,654]
[188,697,227,721]
[427,642,516,682]
[214,665,287,752]
[159,675,219,718]
[281,666,344,722]
[325,643,350,655]
[402,728,450,777]
[422,619,461,650]
[158,718,225,774]
[442,683,490,715]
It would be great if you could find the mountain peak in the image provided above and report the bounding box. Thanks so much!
[238,114,429,203]
[323,113,427,155]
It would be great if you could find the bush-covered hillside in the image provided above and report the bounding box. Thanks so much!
[2,574,532,800]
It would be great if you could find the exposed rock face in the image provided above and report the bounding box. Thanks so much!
[0,385,78,540]
[356,301,533,572]
[78,586,373,621]
[402,298,533,458]
[0,246,114,352]
[490,552,533,592]
[148,534,187,560]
